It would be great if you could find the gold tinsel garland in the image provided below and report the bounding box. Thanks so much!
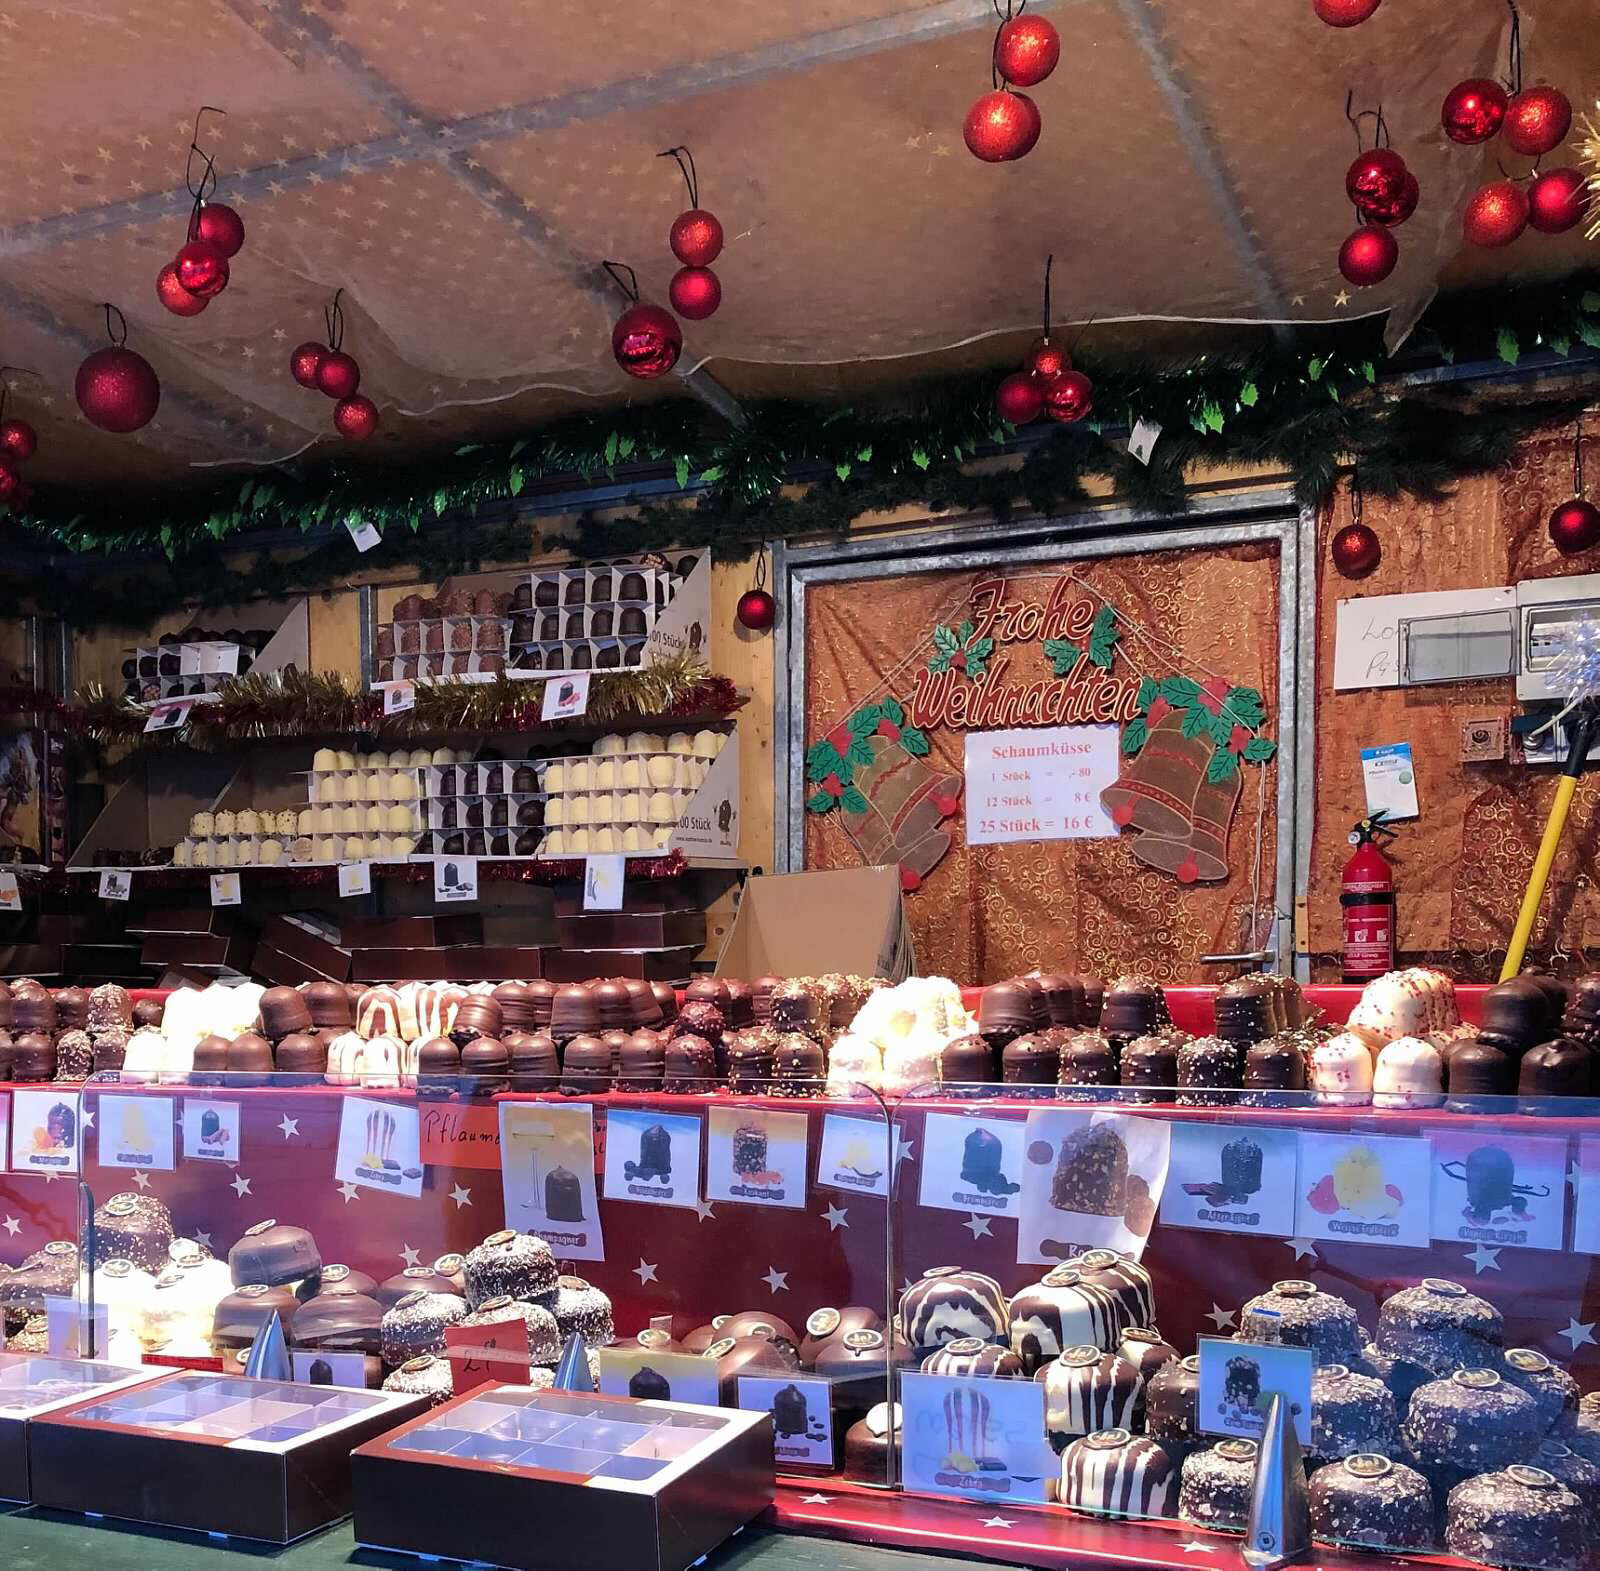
[1584,101,1600,241]
[73,654,743,749]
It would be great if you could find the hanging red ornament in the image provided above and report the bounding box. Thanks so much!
[1332,522,1382,577]
[175,239,228,299]
[1503,84,1572,157]
[1527,167,1590,233]
[156,262,209,317]
[1364,171,1419,227]
[612,303,681,379]
[669,209,723,268]
[995,371,1044,424]
[1312,0,1380,25]
[994,14,1060,86]
[1462,179,1528,246]
[963,89,1041,162]
[1440,78,1509,144]
[1550,498,1600,555]
[0,459,20,503]
[1043,368,1093,423]
[0,418,37,463]
[333,394,379,441]
[668,265,721,320]
[1345,148,1408,214]
[1025,336,1069,382]
[75,307,160,434]
[316,349,361,400]
[736,587,777,632]
[195,201,245,259]
[290,342,327,389]
[1338,224,1398,286]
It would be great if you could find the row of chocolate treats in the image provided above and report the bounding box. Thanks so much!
[120,626,272,704]
[0,980,155,1083]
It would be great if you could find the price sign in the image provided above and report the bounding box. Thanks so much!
[583,854,626,911]
[346,514,383,552]
[383,681,416,715]
[541,671,591,722]
[210,872,242,906]
[99,869,132,901]
[338,861,372,897]
[444,1317,530,1395]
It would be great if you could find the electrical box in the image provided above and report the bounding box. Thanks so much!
[1516,571,1600,702]
[1398,608,1515,685]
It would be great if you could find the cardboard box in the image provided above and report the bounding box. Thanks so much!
[554,911,707,950]
[541,947,697,983]
[340,914,483,948]
[713,867,914,982]
[446,946,546,981]
[257,914,352,981]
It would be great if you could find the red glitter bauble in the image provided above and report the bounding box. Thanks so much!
[0,460,20,502]
[290,342,327,389]
[0,418,37,463]
[963,89,1041,162]
[994,14,1060,86]
[995,371,1044,425]
[195,202,245,259]
[1043,368,1093,424]
[1338,224,1398,286]
[1346,148,1408,214]
[157,262,209,316]
[1504,85,1573,157]
[1365,171,1419,227]
[611,303,682,379]
[1312,0,1381,25]
[333,394,379,441]
[1440,78,1508,145]
[1332,522,1382,577]
[1462,179,1528,247]
[316,349,362,399]
[669,209,723,267]
[735,587,777,632]
[175,239,228,299]
[1549,498,1600,556]
[1026,335,1069,381]
[1528,167,1590,233]
[75,346,160,433]
[668,265,721,320]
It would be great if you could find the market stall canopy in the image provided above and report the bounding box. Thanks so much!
[0,0,1594,486]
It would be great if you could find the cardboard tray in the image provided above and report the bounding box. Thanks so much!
[715,867,914,982]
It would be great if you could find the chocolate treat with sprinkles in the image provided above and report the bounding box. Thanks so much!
[550,1275,614,1348]
[1445,1465,1586,1571]
[1309,1363,1399,1462]
[1403,1368,1542,1473]
[380,1288,468,1366]
[458,1295,561,1364]
[1498,1347,1579,1433]
[1376,1278,1503,1375]
[382,1354,455,1406]
[1178,1440,1259,1531]
[462,1230,557,1309]
[1309,1453,1434,1551]
[1239,1279,1363,1364]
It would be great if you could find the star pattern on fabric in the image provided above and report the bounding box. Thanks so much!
[963,1213,993,1240]
[762,1267,789,1294]
[449,1184,472,1208]
[131,1171,152,1190]
[400,1244,422,1266]
[1205,1304,1236,1330]
[278,1115,300,1139]
[1559,1318,1596,1350]
[337,1181,361,1203]
[633,1259,658,1286]
[694,1199,716,1222]
[824,1204,849,1231]
[1465,1243,1501,1274]
[1285,1238,1319,1261]
[230,1174,252,1198]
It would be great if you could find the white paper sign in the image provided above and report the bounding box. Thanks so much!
[98,869,132,901]
[0,871,20,913]
[335,1096,423,1198]
[901,1371,1055,1504]
[346,514,383,552]
[815,1114,893,1197]
[919,1112,1027,1218]
[964,726,1120,846]
[1196,1336,1313,1446]
[434,856,478,903]
[1429,1130,1566,1253]
[46,1298,108,1360]
[1573,1136,1600,1255]
[210,872,242,906]
[0,1092,10,1171]
[1333,587,1514,692]
[11,1089,82,1175]
[706,1105,809,1210]
[583,854,626,911]
[1360,742,1419,822]
[1128,417,1163,465]
[1294,1130,1433,1249]
[143,698,193,734]
[383,681,416,715]
[737,1375,835,1467]
[293,1349,371,1389]
[602,1107,702,1210]
[499,1101,605,1262]
[96,1095,176,1172]
[598,1345,719,1407]
[541,671,591,722]
[338,861,373,897]
[181,1098,241,1163]
[1160,1123,1301,1237]
[667,737,741,859]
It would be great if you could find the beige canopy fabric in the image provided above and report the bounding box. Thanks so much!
[0,0,1593,486]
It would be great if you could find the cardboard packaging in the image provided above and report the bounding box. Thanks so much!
[714,867,915,982]
[541,947,696,983]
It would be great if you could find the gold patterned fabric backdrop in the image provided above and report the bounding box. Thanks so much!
[1309,429,1600,977]
[803,543,1281,985]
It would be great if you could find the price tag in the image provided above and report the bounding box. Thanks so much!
[383,681,416,715]
[143,698,193,734]
[541,671,591,722]
[99,869,132,901]
[209,872,242,906]
[434,856,478,903]
[444,1317,530,1395]
[583,854,626,911]
[0,871,20,913]
[338,861,372,897]
[346,514,383,553]
[1128,417,1163,466]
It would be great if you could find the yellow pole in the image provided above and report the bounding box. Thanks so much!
[1500,773,1580,980]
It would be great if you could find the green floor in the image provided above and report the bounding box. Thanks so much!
[0,1510,1007,1571]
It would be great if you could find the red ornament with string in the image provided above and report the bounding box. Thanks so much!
[1364,172,1419,227]
[1312,0,1381,26]
[317,350,361,400]
[75,305,160,434]
[995,372,1043,425]
[195,200,245,259]
[1338,224,1397,286]
[605,262,682,380]
[1333,473,1381,577]
[0,368,41,466]
[1462,179,1528,246]
[1026,336,1069,382]
[995,255,1086,424]
[1504,84,1571,156]
[333,394,379,442]
[1345,148,1409,215]
[662,146,723,267]
[1550,423,1600,556]
[1044,369,1093,424]
[964,88,1040,161]
[157,262,209,317]
[175,239,228,299]
[735,553,777,632]
[1528,167,1589,233]
[994,11,1060,86]
[289,342,326,389]
[160,108,241,305]
[1441,78,1508,144]
[669,265,721,320]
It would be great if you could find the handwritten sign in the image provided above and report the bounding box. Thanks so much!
[420,1102,502,1170]
[445,1315,530,1395]
[963,725,1120,846]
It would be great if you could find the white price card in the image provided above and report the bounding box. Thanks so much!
[0,871,20,913]
[1128,417,1163,465]
[541,671,591,722]
[338,861,373,897]
[99,869,132,901]
[210,872,242,906]
[143,699,193,734]
[583,854,626,911]
[383,681,416,715]
[346,514,383,552]
[434,855,478,903]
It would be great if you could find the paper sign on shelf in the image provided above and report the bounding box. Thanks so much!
[0,1092,10,1171]
[1160,1123,1301,1238]
[815,1114,893,1198]
[602,1107,703,1210]
[143,698,194,735]
[1128,417,1163,465]
[705,1105,809,1210]
[338,861,372,897]
[583,854,626,911]
[598,1345,719,1408]
[98,869,132,901]
[445,1315,531,1395]
[964,725,1121,847]
[901,1371,1055,1504]
[1196,1335,1313,1446]
[1428,1130,1566,1253]
[210,872,242,906]
[97,1094,176,1172]
[181,1098,241,1163]
[1293,1130,1432,1249]
[292,1350,371,1390]
[0,872,20,913]
[46,1298,108,1361]
[920,1111,1027,1219]
[541,670,591,722]
[11,1089,81,1175]
[737,1375,835,1467]
[1360,742,1419,822]
[1572,1136,1600,1255]
[383,681,416,716]
[667,737,741,858]
[433,855,478,903]
[499,1101,605,1261]
[345,514,383,553]
[420,1102,501,1169]
[335,1096,423,1198]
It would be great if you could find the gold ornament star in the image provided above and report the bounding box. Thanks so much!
[1290,294,1305,307]
[1333,290,1351,308]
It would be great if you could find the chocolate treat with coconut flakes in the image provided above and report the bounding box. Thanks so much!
[1309,1453,1435,1551]
[1178,1440,1259,1531]
[1402,1369,1542,1473]
[1376,1278,1503,1375]
[1239,1279,1364,1364]
[1445,1465,1587,1571]
[1308,1363,1399,1462]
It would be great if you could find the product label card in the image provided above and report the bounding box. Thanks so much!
[292,1349,371,1390]
[500,1101,605,1261]
[542,671,591,722]
[335,1096,423,1198]
[445,1316,531,1395]
[0,871,20,912]
[1360,742,1419,821]
[96,1094,176,1172]
[433,855,478,903]
[346,514,383,553]
[0,1092,9,1171]
[1016,1109,1170,1266]
[1161,1123,1301,1237]
[705,1105,809,1210]
[11,1089,81,1175]
[815,1114,893,1198]
[919,1111,1027,1218]
[964,725,1121,846]
[737,1375,835,1467]
[598,1346,719,1408]
[419,1102,501,1170]
[1573,1137,1600,1255]
[583,854,626,911]
[338,860,373,896]
[901,1371,1056,1504]
[1128,417,1163,465]
[210,872,242,906]
[602,1107,702,1210]
[1429,1130,1566,1253]
[46,1298,108,1360]
[180,1098,241,1163]
[143,698,193,735]
[667,738,741,859]
[382,680,415,715]
[1196,1335,1313,1446]
[1293,1130,1432,1248]
[98,869,132,901]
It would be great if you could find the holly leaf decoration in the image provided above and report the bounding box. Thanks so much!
[806,790,836,815]
[1223,685,1265,728]
[850,704,881,736]
[1578,320,1600,351]
[1162,675,1202,706]
[1201,400,1225,434]
[899,725,930,756]
[857,445,873,463]
[805,740,842,781]
[1496,327,1520,366]
[1043,638,1081,677]
[1136,677,1159,711]
[880,696,905,726]
[1209,710,1236,747]
[1206,748,1240,785]
[1243,736,1278,763]
[1307,357,1324,381]
[956,620,975,646]
[911,447,930,471]
[928,653,953,674]
[1122,716,1148,756]
[965,637,995,679]
[1087,604,1120,668]
[840,786,869,815]
[845,736,876,769]
[604,432,619,467]
[674,457,690,489]
[508,465,525,497]
[432,490,449,517]
[932,624,960,657]
[835,462,852,481]
[1239,380,1259,408]
[1182,704,1214,741]
[1552,334,1573,357]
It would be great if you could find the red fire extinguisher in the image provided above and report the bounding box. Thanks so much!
[1342,811,1397,983]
